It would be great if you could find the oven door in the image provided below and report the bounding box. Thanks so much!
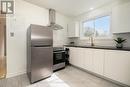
[53,51,65,65]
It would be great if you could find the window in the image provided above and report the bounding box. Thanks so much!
[81,15,111,38]
[83,20,95,37]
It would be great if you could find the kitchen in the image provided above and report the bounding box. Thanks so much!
[0,0,130,87]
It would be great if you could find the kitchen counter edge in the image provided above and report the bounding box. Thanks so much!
[64,45,130,51]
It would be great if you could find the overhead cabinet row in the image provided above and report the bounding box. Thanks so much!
[69,47,130,86]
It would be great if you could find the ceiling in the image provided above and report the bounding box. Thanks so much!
[24,0,118,17]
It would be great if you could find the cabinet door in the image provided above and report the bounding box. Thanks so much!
[93,49,104,75]
[69,47,80,66]
[69,47,84,68]
[83,48,93,72]
[104,50,130,86]
[68,21,79,37]
[112,2,130,33]
[75,48,84,68]
[69,47,76,65]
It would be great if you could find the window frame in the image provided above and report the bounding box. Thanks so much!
[80,13,112,40]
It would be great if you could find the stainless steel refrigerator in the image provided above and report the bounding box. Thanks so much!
[27,24,53,83]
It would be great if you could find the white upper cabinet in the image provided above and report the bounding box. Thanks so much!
[112,2,130,33]
[68,21,80,37]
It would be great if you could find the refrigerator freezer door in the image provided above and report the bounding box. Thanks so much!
[31,24,53,46]
[31,47,53,83]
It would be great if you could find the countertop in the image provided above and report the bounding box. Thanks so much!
[64,45,130,51]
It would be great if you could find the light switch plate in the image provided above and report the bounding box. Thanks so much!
[10,32,14,37]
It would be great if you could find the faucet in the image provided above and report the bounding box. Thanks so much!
[89,37,94,46]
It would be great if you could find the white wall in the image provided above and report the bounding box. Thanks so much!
[6,0,71,78]
[69,0,130,47]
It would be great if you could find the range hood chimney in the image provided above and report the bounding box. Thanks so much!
[48,9,63,30]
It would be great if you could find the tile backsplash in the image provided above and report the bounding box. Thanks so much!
[68,33,130,47]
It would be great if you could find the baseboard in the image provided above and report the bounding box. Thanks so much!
[6,70,26,78]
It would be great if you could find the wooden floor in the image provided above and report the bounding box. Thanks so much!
[0,69,6,79]
[0,58,6,79]
[0,66,125,87]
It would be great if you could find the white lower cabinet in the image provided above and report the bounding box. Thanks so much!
[104,50,130,86]
[93,49,104,75]
[69,47,84,68]
[83,48,93,72]
[69,47,130,86]
[69,47,104,74]
[69,47,77,66]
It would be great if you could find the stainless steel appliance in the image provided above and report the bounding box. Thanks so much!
[27,24,53,83]
[48,9,63,30]
[53,47,66,71]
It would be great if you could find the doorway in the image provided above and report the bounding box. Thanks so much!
[0,14,6,79]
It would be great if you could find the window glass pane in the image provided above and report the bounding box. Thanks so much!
[95,16,110,37]
[83,20,95,37]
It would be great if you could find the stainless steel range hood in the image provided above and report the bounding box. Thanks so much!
[48,9,63,30]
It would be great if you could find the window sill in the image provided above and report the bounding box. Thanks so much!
[80,36,113,40]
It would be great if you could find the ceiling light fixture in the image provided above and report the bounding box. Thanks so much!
[90,8,94,10]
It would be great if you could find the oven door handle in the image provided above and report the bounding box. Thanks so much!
[54,51,65,53]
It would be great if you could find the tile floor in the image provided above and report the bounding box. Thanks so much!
[0,66,125,87]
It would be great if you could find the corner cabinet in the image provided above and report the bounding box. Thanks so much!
[112,2,130,33]
[68,47,130,86]
[67,21,80,37]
